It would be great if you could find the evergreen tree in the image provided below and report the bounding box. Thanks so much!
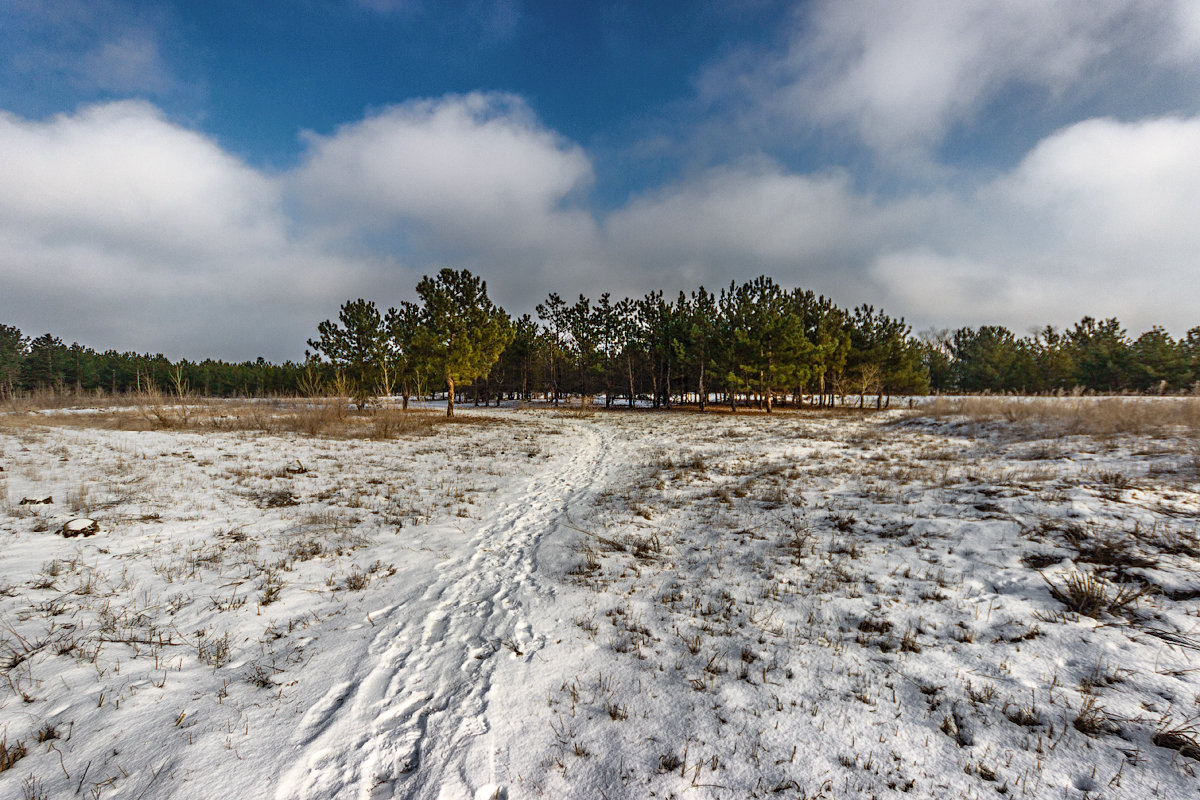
[1128,327,1188,393]
[1068,317,1130,392]
[950,326,1022,392]
[0,324,26,399]
[497,314,540,401]
[307,299,387,408]
[918,330,953,393]
[567,295,603,404]
[23,334,68,392]
[614,297,643,407]
[384,301,429,408]
[536,293,569,405]
[414,268,513,418]
[590,294,622,408]
[1032,327,1076,392]
[1183,327,1200,391]
[685,287,719,410]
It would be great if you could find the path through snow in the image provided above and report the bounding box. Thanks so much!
[277,420,612,800]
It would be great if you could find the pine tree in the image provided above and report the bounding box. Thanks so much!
[1128,327,1188,393]
[685,287,719,410]
[415,268,513,418]
[307,299,387,408]
[0,324,26,399]
[24,334,68,392]
[614,297,642,408]
[536,293,569,405]
[384,301,429,408]
[1068,317,1130,392]
[590,294,622,408]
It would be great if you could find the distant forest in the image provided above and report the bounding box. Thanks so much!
[3,270,1198,409]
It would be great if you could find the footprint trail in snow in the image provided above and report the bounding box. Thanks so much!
[276,421,612,800]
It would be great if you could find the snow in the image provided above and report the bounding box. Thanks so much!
[2,405,1199,798]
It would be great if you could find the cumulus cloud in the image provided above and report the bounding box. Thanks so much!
[604,164,890,294]
[291,93,602,300]
[3,96,1198,362]
[0,102,386,359]
[866,116,1200,333]
[0,94,605,359]
[602,115,1200,336]
[701,0,1200,163]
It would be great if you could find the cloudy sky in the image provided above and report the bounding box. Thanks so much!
[2,0,1199,361]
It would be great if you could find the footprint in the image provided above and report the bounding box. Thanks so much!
[459,714,488,736]
[291,681,353,745]
[422,609,449,645]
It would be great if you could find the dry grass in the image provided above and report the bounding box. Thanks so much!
[0,736,25,772]
[0,398,504,439]
[913,396,1200,438]
[1042,570,1147,618]
[2,389,134,414]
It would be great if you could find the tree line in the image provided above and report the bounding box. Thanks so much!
[0,324,304,400]
[3,269,1196,411]
[305,269,927,416]
[922,320,1200,395]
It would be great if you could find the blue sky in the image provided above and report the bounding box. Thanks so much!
[2,0,1199,360]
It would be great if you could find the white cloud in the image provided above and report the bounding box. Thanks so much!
[703,0,1200,163]
[867,115,1200,333]
[992,116,1200,260]
[603,164,892,294]
[0,102,389,359]
[0,102,282,258]
[3,98,1198,362]
[602,115,1200,336]
[295,94,591,231]
[292,93,601,297]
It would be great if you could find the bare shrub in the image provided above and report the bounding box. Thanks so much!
[196,629,232,667]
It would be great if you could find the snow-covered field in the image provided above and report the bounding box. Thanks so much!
[2,404,1199,799]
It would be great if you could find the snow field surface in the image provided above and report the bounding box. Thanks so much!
[1,404,1199,798]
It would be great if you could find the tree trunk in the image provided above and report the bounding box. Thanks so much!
[446,375,455,418]
[698,360,707,412]
[627,358,636,408]
[551,352,559,406]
